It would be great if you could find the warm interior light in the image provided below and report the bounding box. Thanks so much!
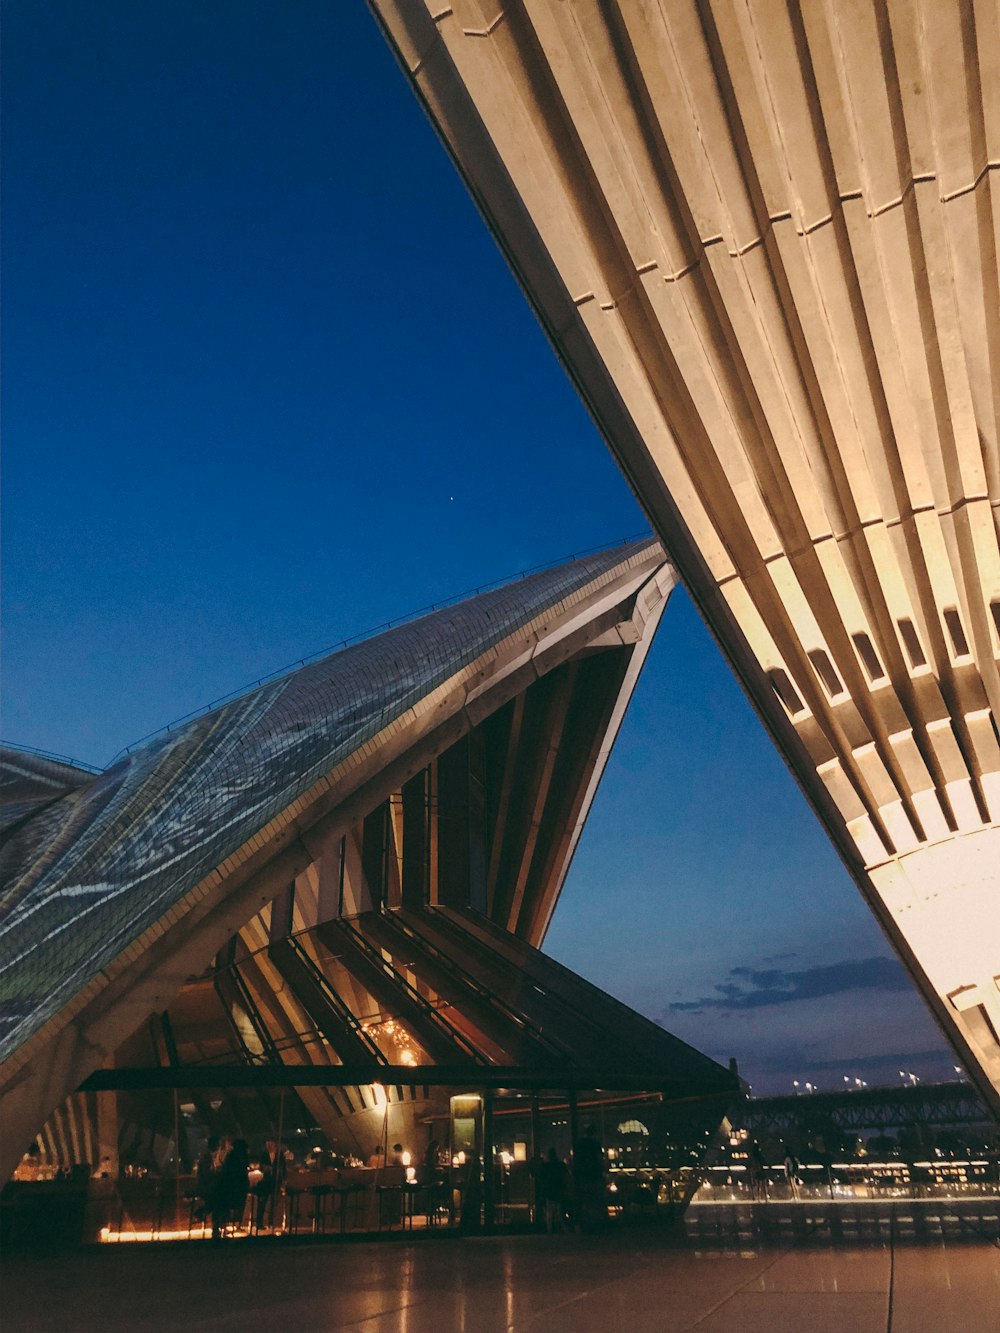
[101,1227,212,1244]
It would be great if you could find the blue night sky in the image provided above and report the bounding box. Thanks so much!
[2,2,955,1093]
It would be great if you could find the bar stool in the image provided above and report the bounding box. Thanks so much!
[402,1181,421,1230]
[309,1184,334,1234]
[329,1184,354,1234]
[425,1176,449,1227]
[284,1186,305,1235]
[184,1191,207,1239]
[374,1166,406,1232]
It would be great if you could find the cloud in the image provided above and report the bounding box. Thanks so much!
[666,956,909,1013]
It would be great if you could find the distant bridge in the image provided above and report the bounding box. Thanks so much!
[733,1081,993,1136]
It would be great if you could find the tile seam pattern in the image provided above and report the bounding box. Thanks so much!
[690,1243,798,1332]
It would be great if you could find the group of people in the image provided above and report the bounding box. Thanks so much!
[191,1129,607,1238]
[743,1143,803,1200]
[195,1136,284,1240]
[534,1126,606,1234]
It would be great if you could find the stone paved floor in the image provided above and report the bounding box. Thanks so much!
[3,1228,998,1332]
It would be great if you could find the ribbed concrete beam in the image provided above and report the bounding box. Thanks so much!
[372,0,1000,1114]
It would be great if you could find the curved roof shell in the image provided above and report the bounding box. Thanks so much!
[0,540,662,1068]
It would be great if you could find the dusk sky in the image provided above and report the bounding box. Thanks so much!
[2,1,956,1094]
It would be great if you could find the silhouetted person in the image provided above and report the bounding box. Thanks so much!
[537,1148,568,1234]
[254,1139,285,1230]
[423,1139,446,1216]
[572,1124,605,1231]
[458,1156,482,1233]
[195,1136,221,1232]
[747,1141,765,1201]
[783,1149,800,1199]
[218,1138,250,1236]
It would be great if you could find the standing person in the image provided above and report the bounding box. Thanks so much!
[572,1124,605,1232]
[218,1137,250,1237]
[783,1147,800,1199]
[537,1148,568,1234]
[747,1141,766,1201]
[195,1136,222,1236]
[424,1139,445,1219]
[254,1139,285,1232]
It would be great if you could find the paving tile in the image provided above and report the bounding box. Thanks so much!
[890,1242,1000,1333]
[510,1263,778,1333]
[747,1244,890,1293]
[693,1290,888,1333]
